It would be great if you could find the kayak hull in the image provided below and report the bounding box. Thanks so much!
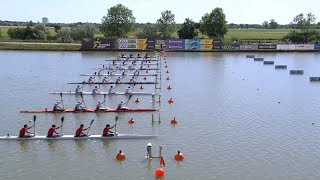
[0,134,157,140]
[49,92,156,96]
[20,108,158,113]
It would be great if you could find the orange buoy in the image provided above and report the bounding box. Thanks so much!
[175,151,184,161]
[128,118,135,124]
[144,76,147,80]
[166,70,169,73]
[116,150,126,161]
[166,77,170,81]
[135,98,140,103]
[155,168,165,177]
[171,117,177,124]
[140,85,144,90]
[168,98,174,104]
[167,85,172,90]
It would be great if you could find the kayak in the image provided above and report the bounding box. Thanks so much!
[20,108,158,113]
[0,134,157,140]
[67,82,157,85]
[105,59,159,62]
[80,73,157,76]
[49,91,156,96]
[94,68,159,71]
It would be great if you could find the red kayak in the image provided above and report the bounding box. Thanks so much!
[20,108,158,113]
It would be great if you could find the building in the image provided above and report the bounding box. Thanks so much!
[42,17,49,25]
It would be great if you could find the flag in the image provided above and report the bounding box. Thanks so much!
[160,156,165,167]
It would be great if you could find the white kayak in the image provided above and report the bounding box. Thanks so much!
[0,134,157,140]
[49,91,156,95]
[80,74,157,76]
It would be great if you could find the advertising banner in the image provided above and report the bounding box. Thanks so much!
[118,38,137,45]
[137,39,147,44]
[277,45,295,50]
[146,40,155,50]
[119,44,137,49]
[203,39,213,45]
[203,45,214,50]
[240,44,258,50]
[315,44,320,50]
[93,39,116,49]
[166,39,185,45]
[166,44,185,50]
[258,44,277,49]
[81,39,94,49]
[294,44,315,50]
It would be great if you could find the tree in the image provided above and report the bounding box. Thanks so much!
[262,21,269,29]
[177,18,198,39]
[156,10,176,39]
[100,4,135,38]
[0,28,2,39]
[283,13,319,43]
[58,28,72,43]
[71,24,95,41]
[199,8,228,38]
[136,23,158,39]
[269,19,279,29]
[54,24,62,33]
[33,23,48,40]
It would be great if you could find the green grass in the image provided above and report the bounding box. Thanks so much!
[224,29,291,43]
[0,26,56,40]
[0,42,81,51]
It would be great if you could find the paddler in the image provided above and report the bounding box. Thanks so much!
[74,124,90,137]
[116,77,122,84]
[125,86,133,94]
[116,100,128,111]
[102,124,115,136]
[92,86,101,94]
[88,76,95,83]
[108,85,116,94]
[19,124,34,138]
[102,77,109,84]
[75,85,82,93]
[129,77,136,83]
[133,70,140,76]
[129,54,133,58]
[95,100,108,111]
[53,100,64,111]
[74,101,86,112]
[47,124,62,137]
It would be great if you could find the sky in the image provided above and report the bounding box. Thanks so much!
[0,0,319,24]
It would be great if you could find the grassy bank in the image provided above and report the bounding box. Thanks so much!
[0,42,81,51]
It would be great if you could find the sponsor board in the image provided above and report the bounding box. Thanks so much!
[203,45,214,50]
[137,43,147,50]
[156,40,166,45]
[119,44,137,49]
[315,44,320,50]
[93,39,116,49]
[118,38,137,44]
[294,44,315,50]
[240,44,259,50]
[258,44,277,49]
[137,39,147,44]
[166,44,185,50]
[166,39,185,45]
[203,39,213,45]
[276,45,295,50]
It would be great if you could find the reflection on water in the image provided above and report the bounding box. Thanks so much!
[74,140,86,151]
[19,140,29,151]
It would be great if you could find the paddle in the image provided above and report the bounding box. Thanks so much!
[60,116,64,136]
[33,115,36,136]
[114,116,118,135]
[86,119,95,136]
[60,92,65,109]
[103,94,106,107]
[80,94,87,109]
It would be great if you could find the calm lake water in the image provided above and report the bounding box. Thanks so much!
[0,50,320,180]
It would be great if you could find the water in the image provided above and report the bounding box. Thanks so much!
[0,50,320,179]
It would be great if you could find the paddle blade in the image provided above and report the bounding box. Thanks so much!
[90,119,95,126]
[115,116,119,122]
[60,92,63,98]
[61,116,64,123]
[33,115,36,122]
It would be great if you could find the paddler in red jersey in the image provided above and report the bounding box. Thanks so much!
[102,124,115,137]
[74,124,90,137]
[19,124,34,138]
[47,124,62,137]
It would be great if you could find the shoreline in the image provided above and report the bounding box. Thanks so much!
[1,42,320,53]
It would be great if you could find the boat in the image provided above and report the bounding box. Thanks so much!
[49,91,156,96]
[94,68,159,71]
[67,82,157,85]
[0,134,157,140]
[20,108,158,113]
[80,73,158,77]
[105,59,159,62]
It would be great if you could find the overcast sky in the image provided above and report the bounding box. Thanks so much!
[0,0,319,24]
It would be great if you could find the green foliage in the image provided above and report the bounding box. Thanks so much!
[156,10,176,39]
[200,8,228,38]
[100,4,136,38]
[262,21,269,28]
[177,18,198,39]
[58,28,72,43]
[71,24,95,41]
[283,13,319,43]
[136,23,158,39]
[269,19,279,29]
[7,26,35,39]
[33,23,48,40]
[54,24,62,32]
